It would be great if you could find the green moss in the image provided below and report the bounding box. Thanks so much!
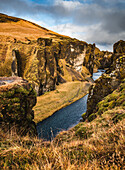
[88,113,97,122]
[75,126,87,138]
[14,86,29,95]
[82,112,86,121]
[108,100,116,109]
[0,82,37,136]
[3,90,15,98]
[75,125,93,139]
[96,79,125,117]
[122,101,125,107]
[112,113,125,123]
[97,106,107,115]
[103,102,109,107]
[73,122,84,131]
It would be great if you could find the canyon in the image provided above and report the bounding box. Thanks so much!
[0,13,125,169]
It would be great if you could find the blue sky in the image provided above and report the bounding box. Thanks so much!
[0,0,125,51]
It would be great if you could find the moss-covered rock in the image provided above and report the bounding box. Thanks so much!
[0,37,95,95]
[85,78,125,123]
[113,40,125,54]
[0,77,37,136]
[86,41,125,119]
[94,47,113,69]
[82,112,86,121]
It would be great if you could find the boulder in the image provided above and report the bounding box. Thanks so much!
[85,40,125,119]
[0,77,37,136]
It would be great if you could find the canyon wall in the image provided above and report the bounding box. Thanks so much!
[0,37,96,95]
[0,13,114,95]
[85,40,125,120]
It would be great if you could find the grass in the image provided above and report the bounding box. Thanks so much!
[34,81,92,123]
[0,80,125,169]
[0,110,124,169]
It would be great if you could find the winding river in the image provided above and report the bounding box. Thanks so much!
[37,69,105,140]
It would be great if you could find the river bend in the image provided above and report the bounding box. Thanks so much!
[37,70,105,140]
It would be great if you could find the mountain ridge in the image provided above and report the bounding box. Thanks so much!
[0,13,70,42]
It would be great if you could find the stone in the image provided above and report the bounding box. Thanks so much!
[0,77,37,136]
[85,41,125,119]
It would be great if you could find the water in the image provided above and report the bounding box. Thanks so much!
[92,69,105,81]
[0,80,14,83]
[0,80,14,86]
[37,69,105,140]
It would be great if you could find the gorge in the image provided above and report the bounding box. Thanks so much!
[0,13,125,169]
[37,69,105,140]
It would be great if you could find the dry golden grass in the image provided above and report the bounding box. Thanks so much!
[0,14,68,42]
[0,80,125,169]
[0,115,124,170]
[0,22,52,41]
[34,81,92,123]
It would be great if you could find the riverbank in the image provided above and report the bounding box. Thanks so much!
[34,81,93,123]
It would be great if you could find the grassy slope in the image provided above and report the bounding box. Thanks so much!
[34,81,92,123]
[0,80,124,170]
[0,13,68,42]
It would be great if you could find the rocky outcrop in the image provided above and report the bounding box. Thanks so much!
[0,13,118,95]
[83,43,95,75]
[0,37,95,95]
[113,40,125,54]
[86,73,120,118]
[85,40,125,119]
[0,77,37,136]
[0,13,100,95]
[94,47,113,71]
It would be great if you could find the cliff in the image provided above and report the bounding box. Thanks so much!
[85,40,125,120]
[0,77,37,136]
[94,47,113,70]
[0,13,111,95]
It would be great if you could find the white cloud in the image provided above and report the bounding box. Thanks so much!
[0,0,125,51]
[50,23,125,51]
[54,0,81,10]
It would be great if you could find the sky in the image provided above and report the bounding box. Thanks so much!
[0,0,125,51]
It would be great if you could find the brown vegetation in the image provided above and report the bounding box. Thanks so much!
[0,80,124,169]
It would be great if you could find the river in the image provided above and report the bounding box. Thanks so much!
[37,69,105,140]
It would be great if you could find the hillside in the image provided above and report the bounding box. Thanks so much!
[0,13,67,42]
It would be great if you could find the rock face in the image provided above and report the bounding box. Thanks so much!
[94,47,113,70]
[0,77,37,136]
[0,36,95,95]
[0,13,100,95]
[85,40,125,119]
[0,13,120,96]
[114,40,125,54]
[83,43,95,75]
